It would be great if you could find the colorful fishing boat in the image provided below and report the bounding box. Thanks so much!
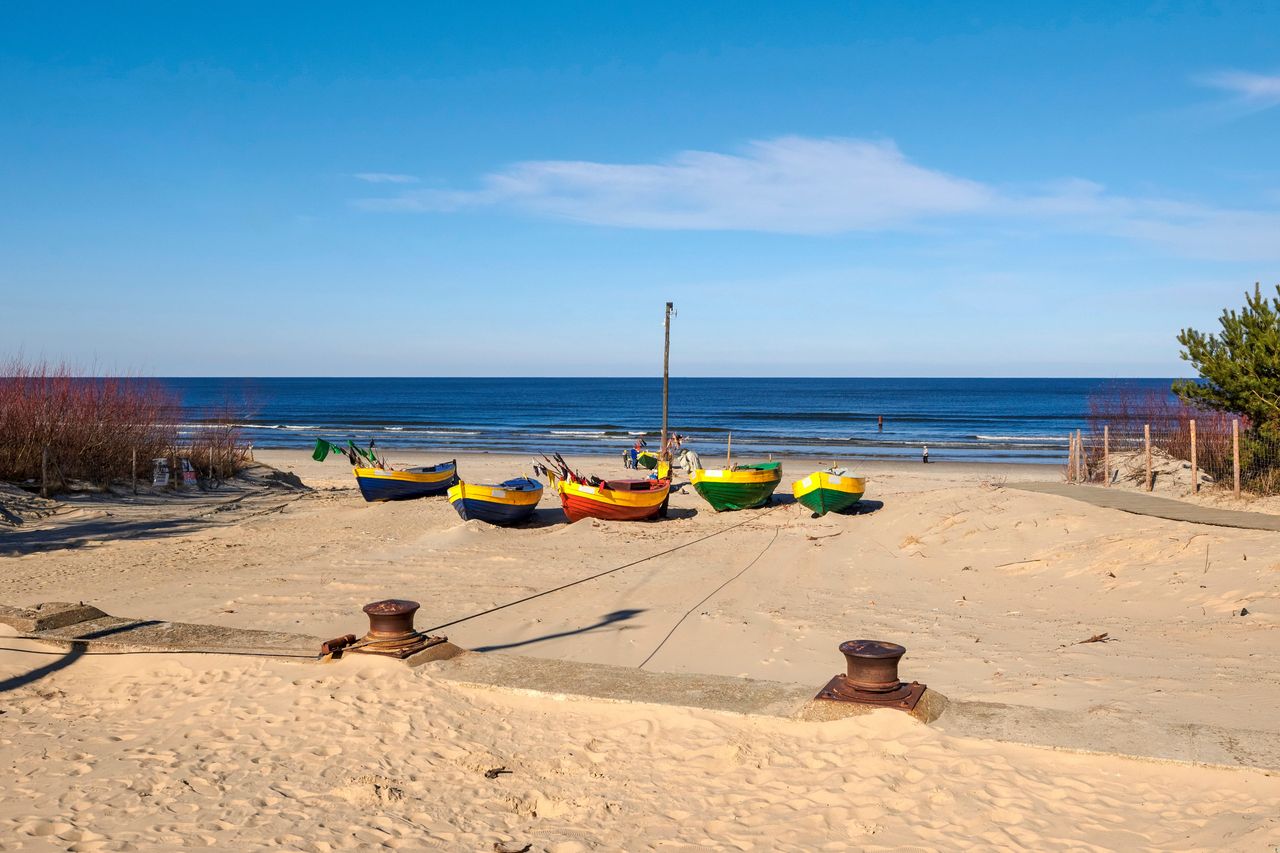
[636,450,659,470]
[448,477,543,525]
[353,460,458,502]
[691,462,782,511]
[792,471,865,516]
[558,478,670,522]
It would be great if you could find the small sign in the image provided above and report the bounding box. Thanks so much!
[180,459,197,486]
[152,458,170,487]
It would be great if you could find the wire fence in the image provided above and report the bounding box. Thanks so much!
[1061,416,1280,497]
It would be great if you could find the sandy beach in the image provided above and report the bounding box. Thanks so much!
[3,449,1279,850]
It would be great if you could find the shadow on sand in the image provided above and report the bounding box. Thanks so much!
[471,608,647,653]
[0,518,209,556]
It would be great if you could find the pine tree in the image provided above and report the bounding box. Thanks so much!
[1174,283,1280,436]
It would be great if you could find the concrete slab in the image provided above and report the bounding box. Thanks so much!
[936,699,1280,772]
[0,601,108,632]
[1,601,320,657]
[1013,482,1280,531]
[421,650,819,718]
[5,600,1276,772]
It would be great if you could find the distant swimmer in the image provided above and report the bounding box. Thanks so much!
[878,415,883,431]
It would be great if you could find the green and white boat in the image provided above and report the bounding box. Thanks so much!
[691,462,782,511]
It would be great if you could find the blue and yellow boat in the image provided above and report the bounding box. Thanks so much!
[448,477,544,525]
[354,460,458,502]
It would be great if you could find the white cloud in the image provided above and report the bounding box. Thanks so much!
[353,172,420,184]
[1195,69,1280,111]
[357,137,994,232]
[354,135,1280,260]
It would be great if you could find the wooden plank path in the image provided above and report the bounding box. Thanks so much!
[1012,483,1280,532]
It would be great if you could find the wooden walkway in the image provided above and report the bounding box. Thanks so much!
[1012,483,1280,532]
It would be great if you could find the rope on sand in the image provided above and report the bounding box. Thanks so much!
[636,525,781,670]
[421,504,786,635]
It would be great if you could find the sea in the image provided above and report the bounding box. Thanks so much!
[159,377,1180,465]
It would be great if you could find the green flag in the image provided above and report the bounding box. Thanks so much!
[348,440,377,464]
[312,439,334,462]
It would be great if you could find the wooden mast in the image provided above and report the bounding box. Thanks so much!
[661,302,673,460]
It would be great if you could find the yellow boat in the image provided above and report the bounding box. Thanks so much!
[691,462,782,511]
[792,471,865,516]
[448,477,543,525]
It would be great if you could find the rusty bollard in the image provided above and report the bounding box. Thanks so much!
[319,599,451,661]
[364,599,421,640]
[815,639,927,712]
[355,598,430,657]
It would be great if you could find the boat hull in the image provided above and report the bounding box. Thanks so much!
[793,472,865,516]
[559,479,670,522]
[448,479,543,526]
[354,462,458,502]
[692,463,782,511]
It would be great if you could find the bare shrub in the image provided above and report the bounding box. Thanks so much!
[0,358,178,490]
[185,400,252,482]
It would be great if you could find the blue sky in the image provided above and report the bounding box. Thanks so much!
[2,2,1277,376]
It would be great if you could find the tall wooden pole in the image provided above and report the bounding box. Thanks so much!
[132,448,137,495]
[1189,419,1198,494]
[726,432,732,467]
[41,446,49,499]
[661,301,673,460]
[1103,425,1110,487]
[1144,424,1152,492]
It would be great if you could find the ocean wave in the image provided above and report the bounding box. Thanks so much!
[974,434,1069,442]
[550,429,607,436]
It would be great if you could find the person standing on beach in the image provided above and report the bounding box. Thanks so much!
[922,445,929,464]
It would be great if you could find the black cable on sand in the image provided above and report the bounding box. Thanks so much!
[422,505,784,635]
[636,525,781,670]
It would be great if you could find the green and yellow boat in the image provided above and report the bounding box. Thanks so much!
[792,471,865,516]
[691,462,782,511]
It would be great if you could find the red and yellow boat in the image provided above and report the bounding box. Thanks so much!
[558,478,670,522]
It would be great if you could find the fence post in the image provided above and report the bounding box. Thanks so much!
[1189,419,1198,494]
[1103,425,1110,487]
[132,448,137,495]
[1233,419,1241,499]
[41,446,49,499]
[1078,429,1085,482]
[1066,432,1076,482]
[1144,424,1152,492]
